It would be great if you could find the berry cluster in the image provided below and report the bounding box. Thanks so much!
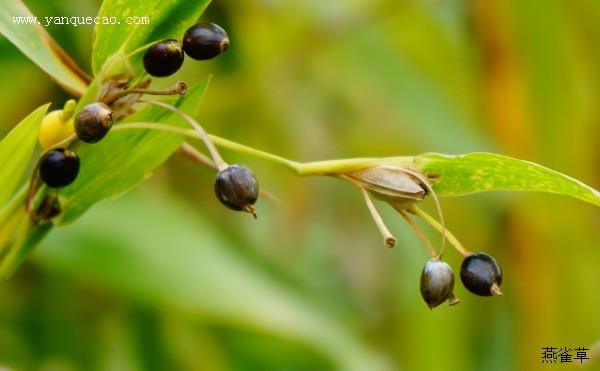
[37,101,113,191]
[143,23,229,77]
[420,252,502,309]
[31,22,258,222]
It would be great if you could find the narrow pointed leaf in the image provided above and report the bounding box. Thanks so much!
[414,152,600,206]
[0,104,49,208]
[0,0,90,95]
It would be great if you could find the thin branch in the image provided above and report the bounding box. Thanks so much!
[136,102,228,171]
[111,122,411,176]
[177,142,217,170]
[346,177,396,248]
[409,206,470,257]
[392,205,436,258]
[103,81,188,106]
[401,168,446,256]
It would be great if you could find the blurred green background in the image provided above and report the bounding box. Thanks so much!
[1,0,600,370]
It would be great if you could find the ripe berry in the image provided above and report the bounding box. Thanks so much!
[75,102,113,143]
[143,39,184,77]
[214,165,259,216]
[182,23,229,60]
[39,149,80,188]
[460,252,503,296]
[420,259,459,309]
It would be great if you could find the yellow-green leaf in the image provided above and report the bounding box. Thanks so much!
[0,104,49,208]
[0,0,90,96]
[414,152,600,206]
[92,0,211,76]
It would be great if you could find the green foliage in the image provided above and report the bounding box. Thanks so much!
[92,0,211,75]
[59,78,210,224]
[0,104,48,208]
[41,191,391,371]
[1,0,600,370]
[0,0,89,95]
[415,152,600,206]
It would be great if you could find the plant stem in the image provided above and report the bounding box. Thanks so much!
[349,179,396,248]
[401,168,446,256]
[177,142,217,170]
[137,102,229,171]
[103,81,187,106]
[111,122,413,176]
[409,206,470,257]
[396,208,437,258]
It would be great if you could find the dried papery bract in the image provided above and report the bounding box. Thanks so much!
[345,165,427,208]
[343,165,427,248]
[343,165,449,252]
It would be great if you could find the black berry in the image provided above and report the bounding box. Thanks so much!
[75,102,113,143]
[214,164,259,216]
[39,149,80,188]
[420,259,459,309]
[143,39,185,77]
[460,252,503,296]
[182,23,229,60]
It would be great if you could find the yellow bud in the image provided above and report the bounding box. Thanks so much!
[38,110,75,149]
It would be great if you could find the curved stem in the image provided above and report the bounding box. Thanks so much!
[111,122,412,176]
[345,177,396,248]
[178,142,217,170]
[397,209,437,258]
[401,168,446,256]
[136,102,228,171]
[409,206,470,257]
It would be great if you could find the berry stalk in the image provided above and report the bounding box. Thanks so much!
[409,206,471,257]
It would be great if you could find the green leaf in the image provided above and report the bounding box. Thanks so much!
[414,152,600,206]
[0,0,90,96]
[58,78,211,224]
[92,0,211,75]
[0,104,49,208]
[40,191,393,371]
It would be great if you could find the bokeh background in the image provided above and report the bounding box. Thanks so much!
[1,0,600,370]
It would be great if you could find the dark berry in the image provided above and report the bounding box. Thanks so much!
[182,23,229,60]
[214,165,259,216]
[420,259,459,309]
[75,102,113,143]
[143,39,185,77]
[460,252,503,296]
[39,149,80,188]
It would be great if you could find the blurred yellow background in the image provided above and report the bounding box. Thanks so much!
[1,0,600,370]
